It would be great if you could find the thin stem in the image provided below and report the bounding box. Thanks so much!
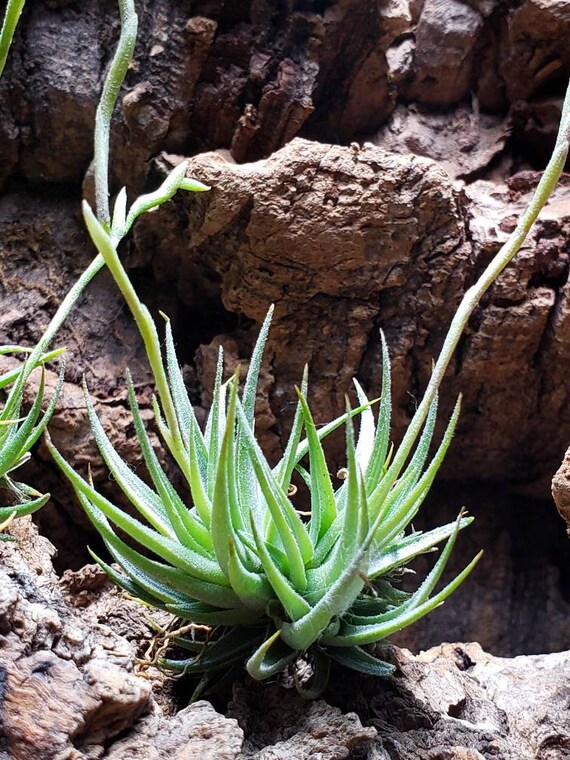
[16,0,139,375]
[39,0,139,349]
[82,203,184,457]
[389,79,570,483]
[106,251,181,443]
[94,0,138,226]
[37,255,105,354]
[0,0,26,77]
[14,255,105,387]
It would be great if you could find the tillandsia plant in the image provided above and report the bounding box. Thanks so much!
[0,346,65,538]
[0,0,63,535]
[48,0,570,697]
[0,0,98,533]
[49,304,477,695]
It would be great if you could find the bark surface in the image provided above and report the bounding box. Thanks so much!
[1,519,570,759]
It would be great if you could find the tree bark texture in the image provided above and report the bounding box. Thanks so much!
[1,518,570,759]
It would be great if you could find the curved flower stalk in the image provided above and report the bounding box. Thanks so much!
[0,0,206,533]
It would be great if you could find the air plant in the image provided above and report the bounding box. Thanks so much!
[49,0,570,696]
[0,0,63,534]
[49,302,477,694]
[0,346,64,537]
[0,0,102,533]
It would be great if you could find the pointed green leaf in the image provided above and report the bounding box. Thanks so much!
[161,627,259,675]
[164,603,262,626]
[236,398,312,585]
[124,373,213,552]
[373,397,461,548]
[364,331,392,490]
[305,408,368,602]
[0,491,50,521]
[89,549,169,607]
[163,318,192,449]
[367,392,440,528]
[353,380,375,474]
[84,382,172,537]
[242,305,274,425]
[179,178,211,192]
[205,347,225,500]
[326,645,395,676]
[280,550,367,651]
[305,514,341,570]
[235,306,274,526]
[111,187,127,239]
[22,361,65,454]
[369,515,473,579]
[296,388,337,544]
[48,436,229,586]
[83,495,239,608]
[0,370,45,476]
[188,414,213,526]
[325,551,482,646]
[211,374,242,575]
[246,630,298,681]
[276,365,308,491]
[227,538,273,609]
[249,514,311,622]
[292,398,378,466]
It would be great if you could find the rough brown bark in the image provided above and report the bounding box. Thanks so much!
[2,519,570,760]
[552,445,570,534]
